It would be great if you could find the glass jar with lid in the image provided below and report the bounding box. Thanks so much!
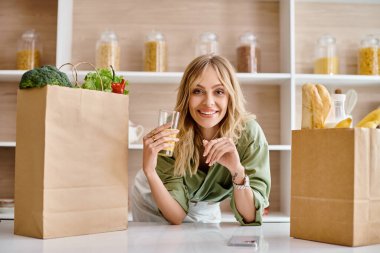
[96,30,120,70]
[16,30,42,70]
[358,34,379,75]
[314,34,339,74]
[195,32,218,56]
[237,32,260,73]
[144,31,167,72]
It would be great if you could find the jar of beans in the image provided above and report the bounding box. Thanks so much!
[144,31,167,72]
[237,32,259,73]
[358,34,379,75]
[96,31,120,70]
[16,30,42,70]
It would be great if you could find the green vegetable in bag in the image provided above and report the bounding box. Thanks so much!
[19,65,72,89]
[81,68,123,92]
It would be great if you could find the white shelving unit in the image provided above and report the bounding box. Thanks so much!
[0,142,16,148]
[4,70,379,87]
[0,70,26,82]
[295,74,380,87]
[0,211,14,220]
[0,70,291,86]
[76,71,292,85]
[1,0,380,222]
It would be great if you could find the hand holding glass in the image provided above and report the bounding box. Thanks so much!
[158,110,180,157]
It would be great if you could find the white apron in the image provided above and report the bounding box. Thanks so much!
[131,169,222,223]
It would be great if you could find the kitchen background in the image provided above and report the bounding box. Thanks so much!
[1,0,380,221]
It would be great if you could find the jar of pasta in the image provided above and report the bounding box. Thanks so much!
[314,34,339,74]
[237,32,260,73]
[16,30,42,70]
[195,32,218,57]
[358,34,379,75]
[144,31,167,72]
[96,30,120,70]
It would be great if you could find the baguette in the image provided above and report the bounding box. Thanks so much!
[301,83,331,129]
[301,83,315,129]
[315,84,331,128]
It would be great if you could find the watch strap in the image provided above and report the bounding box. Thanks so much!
[233,175,250,190]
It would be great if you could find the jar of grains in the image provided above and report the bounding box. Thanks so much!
[314,34,339,74]
[16,30,42,70]
[96,30,120,70]
[144,31,167,72]
[358,34,379,75]
[195,32,218,57]
[237,32,260,73]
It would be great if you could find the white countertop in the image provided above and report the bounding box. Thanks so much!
[1,220,379,253]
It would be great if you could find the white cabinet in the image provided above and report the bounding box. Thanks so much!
[1,0,380,221]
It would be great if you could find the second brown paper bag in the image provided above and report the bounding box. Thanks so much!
[291,128,380,246]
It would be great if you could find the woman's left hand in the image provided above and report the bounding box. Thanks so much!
[202,137,241,173]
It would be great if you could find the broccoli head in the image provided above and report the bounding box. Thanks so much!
[19,65,72,89]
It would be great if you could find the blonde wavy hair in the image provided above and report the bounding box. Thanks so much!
[173,54,252,177]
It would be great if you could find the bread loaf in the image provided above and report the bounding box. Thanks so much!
[301,84,314,129]
[301,83,331,129]
[316,84,332,127]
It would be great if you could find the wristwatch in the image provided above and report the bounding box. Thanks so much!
[233,175,250,190]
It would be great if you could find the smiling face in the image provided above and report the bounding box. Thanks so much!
[189,65,229,139]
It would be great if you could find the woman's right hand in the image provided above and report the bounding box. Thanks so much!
[142,122,179,176]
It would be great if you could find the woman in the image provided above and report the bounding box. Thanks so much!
[132,54,270,225]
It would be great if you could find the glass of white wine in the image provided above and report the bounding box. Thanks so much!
[158,109,180,157]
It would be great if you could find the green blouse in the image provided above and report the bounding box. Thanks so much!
[156,118,271,225]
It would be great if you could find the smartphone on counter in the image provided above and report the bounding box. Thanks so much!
[227,236,259,248]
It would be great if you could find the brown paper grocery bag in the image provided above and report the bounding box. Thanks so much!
[291,128,380,246]
[14,85,129,239]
